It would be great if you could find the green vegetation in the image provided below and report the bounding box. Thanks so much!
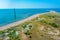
[49,23,58,28]
[24,31,31,35]
[21,23,27,28]
[0,31,4,37]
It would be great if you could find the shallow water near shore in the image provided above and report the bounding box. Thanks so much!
[0,8,60,26]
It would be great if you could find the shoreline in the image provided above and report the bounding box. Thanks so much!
[0,14,41,31]
[0,11,56,31]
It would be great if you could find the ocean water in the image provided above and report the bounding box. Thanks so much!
[0,8,60,26]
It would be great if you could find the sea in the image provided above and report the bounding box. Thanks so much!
[0,8,60,26]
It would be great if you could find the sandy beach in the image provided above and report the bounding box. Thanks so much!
[0,14,40,31]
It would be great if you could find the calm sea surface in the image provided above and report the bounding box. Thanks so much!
[0,8,60,26]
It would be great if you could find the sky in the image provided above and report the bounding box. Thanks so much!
[0,0,60,8]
